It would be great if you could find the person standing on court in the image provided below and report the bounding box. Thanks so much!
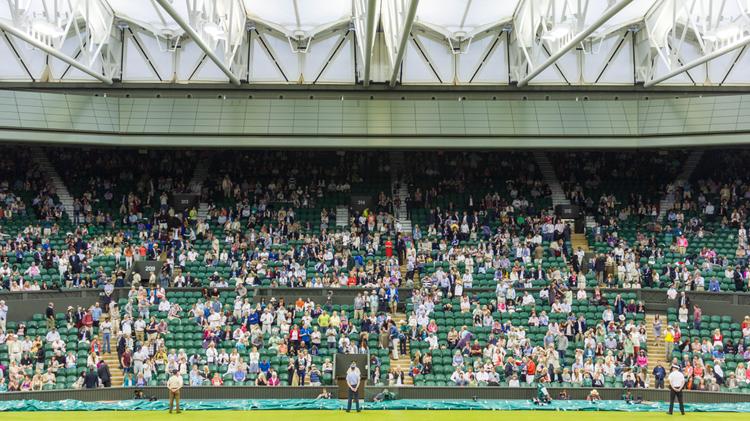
[346,362,361,413]
[667,364,686,415]
[167,369,184,414]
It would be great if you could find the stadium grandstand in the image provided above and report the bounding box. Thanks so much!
[0,0,749,420]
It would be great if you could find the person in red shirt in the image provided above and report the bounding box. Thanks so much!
[712,329,724,347]
[385,238,393,258]
[82,310,94,331]
[526,358,536,384]
[121,349,132,373]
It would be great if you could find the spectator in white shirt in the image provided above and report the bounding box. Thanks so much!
[521,292,536,307]
[667,285,678,300]
[667,365,686,415]
[45,328,61,343]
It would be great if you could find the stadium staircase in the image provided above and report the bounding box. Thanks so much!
[335,205,349,227]
[188,153,210,195]
[188,156,211,220]
[30,147,75,222]
[658,150,704,220]
[100,334,124,386]
[536,151,590,260]
[645,313,669,387]
[390,151,412,235]
[389,313,413,385]
[400,261,419,287]
[533,151,569,207]
[571,233,590,252]
[390,151,415,285]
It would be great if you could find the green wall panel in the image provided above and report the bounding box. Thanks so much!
[0,90,749,147]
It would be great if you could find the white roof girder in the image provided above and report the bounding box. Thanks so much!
[153,0,243,85]
[639,0,750,86]
[382,0,420,86]
[0,0,117,83]
[0,0,749,86]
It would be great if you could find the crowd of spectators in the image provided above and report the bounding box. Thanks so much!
[552,151,684,223]
[558,150,750,294]
[0,147,749,395]
[405,280,657,389]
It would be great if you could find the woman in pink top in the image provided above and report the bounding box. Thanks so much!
[426,320,438,334]
[636,350,648,368]
[267,371,280,386]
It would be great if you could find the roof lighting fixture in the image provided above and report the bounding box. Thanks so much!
[448,31,472,54]
[289,30,311,53]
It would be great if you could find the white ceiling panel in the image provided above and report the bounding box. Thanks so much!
[415,0,518,34]
[0,35,32,80]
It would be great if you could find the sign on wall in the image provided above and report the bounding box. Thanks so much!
[172,194,200,212]
[350,195,373,213]
[131,260,163,282]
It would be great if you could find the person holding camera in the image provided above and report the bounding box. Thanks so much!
[167,370,184,414]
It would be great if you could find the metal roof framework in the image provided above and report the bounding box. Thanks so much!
[1,0,750,87]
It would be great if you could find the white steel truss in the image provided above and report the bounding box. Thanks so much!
[639,0,750,86]
[0,0,748,87]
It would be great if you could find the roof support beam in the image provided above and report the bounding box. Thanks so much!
[362,0,379,87]
[153,0,241,85]
[0,20,113,84]
[516,0,634,87]
[644,36,750,87]
[388,0,420,87]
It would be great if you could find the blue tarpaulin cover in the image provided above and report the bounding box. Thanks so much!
[0,399,749,412]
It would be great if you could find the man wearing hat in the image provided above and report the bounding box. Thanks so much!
[167,369,184,414]
[345,361,361,413]
[667,364,686,415]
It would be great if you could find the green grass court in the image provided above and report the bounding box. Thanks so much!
[0,411,736,421]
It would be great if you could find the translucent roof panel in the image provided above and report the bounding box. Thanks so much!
[244,0,352,32]
[415,0,519,34]
[587,0,657,33]
[109,0,185,35]
[2,0,750,86]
